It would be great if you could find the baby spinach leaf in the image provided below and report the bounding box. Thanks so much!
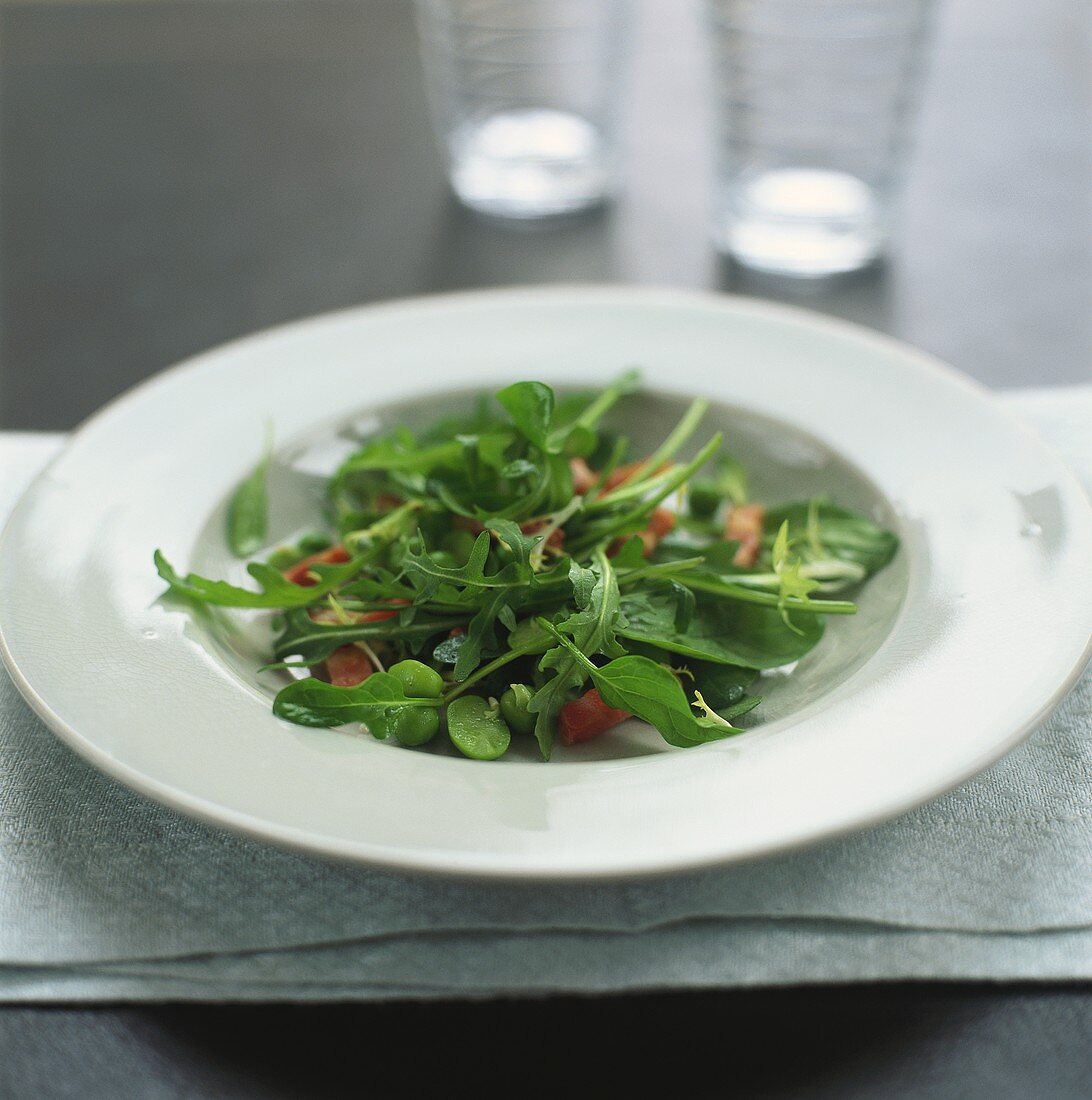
[501,458,539,480]
[335,437,463,485]
[669,580,696,633]
[618,590,823,669]
[273,672,440,729]
[496,380,556,450]
[684,659,758,712]
[226,430,272,557]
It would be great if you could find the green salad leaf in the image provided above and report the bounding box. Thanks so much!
[226,429,272,558]
[155,373,898,762]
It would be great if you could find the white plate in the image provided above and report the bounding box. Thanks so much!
[1,287,1089,879]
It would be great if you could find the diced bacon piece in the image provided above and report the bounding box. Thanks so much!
[284,545,351,587]
[520,518,566,552]
[647,507,676,539]
[607,506,677,560]
[725,503,766,567]
[558,689,632,746]
[601,460,671,495]
[323,645,373,688]
[602,460,647,493]
[569,457,598,494]
[452,516,486,535]
[374,492,404,511]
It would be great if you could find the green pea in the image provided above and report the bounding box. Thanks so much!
[388,659,444,699]
[446,696,511,761]
[267,546,301,571]
[392,707,440,747]
[365,712,393,741]
[297,530,334,555]
[688,479,722,520]
[499,684,536,736]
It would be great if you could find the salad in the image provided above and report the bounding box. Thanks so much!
[155,374,897,761]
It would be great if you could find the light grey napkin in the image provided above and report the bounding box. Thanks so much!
[0,389,1089,1002]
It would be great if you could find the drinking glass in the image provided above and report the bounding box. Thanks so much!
[706,0,932,276]
[414,0,626,220]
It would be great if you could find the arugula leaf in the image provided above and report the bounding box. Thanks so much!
[486,518,542,568]
[403,531,526,598]
[454,588,523,681]
[533,621,741,747]
[527,548,624,760]
[568,558,597,607]
[273,672,440,729]
[274,608,465,663]
[589,656,741,746]
[496,380,556,450]
[226,429,272,557]
[154,550,367,609]
[569,433,722,552]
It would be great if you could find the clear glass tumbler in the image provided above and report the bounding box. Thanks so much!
[706,0,932,276]
[414,0,625,220]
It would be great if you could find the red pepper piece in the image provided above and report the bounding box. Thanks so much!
[284,545,350,587]
[323,645,373,688]
[361,597,411,623]
[558,688,632,746]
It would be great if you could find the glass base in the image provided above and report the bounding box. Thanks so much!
[449,109,611,220]
[715,168,887,277]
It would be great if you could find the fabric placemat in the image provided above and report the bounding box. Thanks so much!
[0,387,1089,1001]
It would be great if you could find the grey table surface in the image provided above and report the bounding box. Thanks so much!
[0,0,1090,1096]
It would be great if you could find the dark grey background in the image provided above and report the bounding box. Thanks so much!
[1,1,1089,1095]
[1,0,1089,430]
